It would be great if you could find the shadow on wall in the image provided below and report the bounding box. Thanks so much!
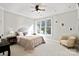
[27,25,34,35]
[17,24,34,35]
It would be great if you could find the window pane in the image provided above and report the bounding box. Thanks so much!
[37,22,40,33]
[47,19,51,26]
[41,21,45,34]
[41,27,45,34]
[37,19,51,35]
[41,21,45,27]
[46,27,51,34]
[46,19,51,34]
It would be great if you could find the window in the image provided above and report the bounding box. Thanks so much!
[41,21,45,34]
[37,19,51,35]
[46,20,51,34]
[37,22,40,33]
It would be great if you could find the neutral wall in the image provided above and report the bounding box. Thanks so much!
[53,10,78,40]
[0,7,78,40]
[35,9,79,40]
[0,8,34,35]
[0,8,3,35]
[4,11,18,35]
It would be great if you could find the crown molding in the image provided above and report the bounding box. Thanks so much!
[0,5,77,20]
[0,6,34,20]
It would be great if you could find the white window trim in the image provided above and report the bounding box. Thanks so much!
[36,17,52,36]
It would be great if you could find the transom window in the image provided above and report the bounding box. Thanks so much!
[37,19,51,35]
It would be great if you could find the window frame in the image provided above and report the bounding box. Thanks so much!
[36,18,52,36]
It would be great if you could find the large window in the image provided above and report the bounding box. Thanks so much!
[46,20,51,34]
[41,21,45,34]
[37,19,51,35]
[37,22,40,33]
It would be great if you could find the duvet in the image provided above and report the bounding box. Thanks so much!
[17,35,45,50]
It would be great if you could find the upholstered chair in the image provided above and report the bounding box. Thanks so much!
[59,35,77,48]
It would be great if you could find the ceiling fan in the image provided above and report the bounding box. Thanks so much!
[35,4,45,11]
[32,4,45,12]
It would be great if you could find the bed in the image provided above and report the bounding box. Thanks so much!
[17,35,45,50]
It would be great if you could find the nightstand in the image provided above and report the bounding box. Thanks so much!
[7,36,17,45]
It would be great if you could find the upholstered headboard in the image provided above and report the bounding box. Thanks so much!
[17,27,27,35]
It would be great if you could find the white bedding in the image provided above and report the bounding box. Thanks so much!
[17,35,45,50]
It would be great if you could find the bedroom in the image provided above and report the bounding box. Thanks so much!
[0,3,79,56]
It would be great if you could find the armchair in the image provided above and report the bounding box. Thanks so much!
[59,35,77,48]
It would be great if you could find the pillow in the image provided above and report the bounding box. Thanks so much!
[68,36,76,40]
[59,36,68,40]
[7,31,16,37]
[23,32,27,36]
[18,32,24,36]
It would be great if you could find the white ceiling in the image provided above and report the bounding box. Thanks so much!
[0,3,78,19]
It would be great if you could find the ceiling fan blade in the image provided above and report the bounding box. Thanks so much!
[39,9,45,11]
[30,6,34,8]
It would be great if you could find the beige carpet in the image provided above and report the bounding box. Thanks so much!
[0,39,79,56]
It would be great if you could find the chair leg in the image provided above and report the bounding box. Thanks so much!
[3,52,4,55]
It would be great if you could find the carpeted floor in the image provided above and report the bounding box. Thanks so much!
[0,39,79,56]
